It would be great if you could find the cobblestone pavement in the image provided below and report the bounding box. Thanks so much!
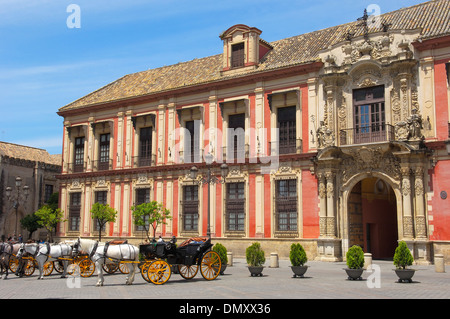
[0,258,448,301]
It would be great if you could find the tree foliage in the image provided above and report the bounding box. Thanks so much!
[289,243,307,266]
[35,205,66,242]
[246,242,265,267]
[90,202,118,242]
[20,212,41,239]
[346,245,364,269]
[393,241,413,269]
[131,201,171,241]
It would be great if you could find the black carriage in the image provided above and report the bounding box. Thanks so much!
[138,236,221,285]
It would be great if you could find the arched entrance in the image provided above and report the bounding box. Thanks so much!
[348,177,398,259]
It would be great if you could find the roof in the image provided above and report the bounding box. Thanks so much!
[0,142,62,166]
[59,0,450,113]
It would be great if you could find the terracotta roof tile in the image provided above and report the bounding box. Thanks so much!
[59,0,450,112]
[0,142,62,166]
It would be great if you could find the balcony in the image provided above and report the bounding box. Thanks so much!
[67,162,85,173]
[132,154,156,168]
[222,144,249,163]
[269,138,302,155]
[339,124,395,146]
[93,159,112,171]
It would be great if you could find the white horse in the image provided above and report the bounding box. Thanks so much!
[73,238,139,286]
[0,242,22,279]
[16,242,73,279]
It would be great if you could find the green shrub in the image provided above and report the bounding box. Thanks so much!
[213,243,228,265]
[346,245,364,269]
[393,241,413,269]
[289,243,307,266]
[246,242,265,267]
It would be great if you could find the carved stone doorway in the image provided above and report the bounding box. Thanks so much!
[348,177,398,259]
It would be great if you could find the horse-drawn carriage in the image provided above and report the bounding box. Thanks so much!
[139,236,221,285]
[72,236,221,286]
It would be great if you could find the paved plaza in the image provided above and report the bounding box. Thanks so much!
[0,258,448,300]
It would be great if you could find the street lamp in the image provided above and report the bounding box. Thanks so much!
[190,155,228,238]
[5,176,30,238]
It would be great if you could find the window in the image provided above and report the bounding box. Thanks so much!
[226,182,245,232]
[275,179,297,231]
[135,188,150,231]
[184,120,199,163]
[98,133,110,171]
[227,113,246,161]
[93,191,107,231]
[73,137,85,172]
[353,85,385,144]
[138,127,153,167]
[69,192,81,231]
[231,42,245,68]
[182,185,199,231]
[44,184,53,203]
[277,106,297,154]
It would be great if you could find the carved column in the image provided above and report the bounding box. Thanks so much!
[325,172,336,238]
[318,173,327,237]
[414,167,427,238]
[401,167,414,239]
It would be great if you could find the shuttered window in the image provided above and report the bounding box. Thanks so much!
[182,185,199,231]
[275,179,297,231]
[231,43,245,68]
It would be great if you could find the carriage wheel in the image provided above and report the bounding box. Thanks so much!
[147,260,171,285]
[102,263,119,274]
[23,259,36,277]
[9,257,18,272]
[178,264,198,280]
[140,262,151,282]
[78,258,95,278]
[200,251,221,281]
[119,263,130,274]
[43,261,54,276]
[54,260,64,273]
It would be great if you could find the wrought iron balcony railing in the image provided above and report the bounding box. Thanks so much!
[339,124,395,146]
[132,154,156,168]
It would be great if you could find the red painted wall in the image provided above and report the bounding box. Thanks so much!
[301,169,319,238]
[434,59,449,140]
[429,160,450,240]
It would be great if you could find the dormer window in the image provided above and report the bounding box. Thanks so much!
[231,43,245,68]
[220,24,272,73]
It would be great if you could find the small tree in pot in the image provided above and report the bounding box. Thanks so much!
[344,245,365,280]
[290,243,308,278]
[246,242,265,277]
[213,243,228,275]
[393,241,415,283]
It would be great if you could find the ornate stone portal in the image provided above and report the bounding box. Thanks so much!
[310,15,433,263]
[313,142,431,263]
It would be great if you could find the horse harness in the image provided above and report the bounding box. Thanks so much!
[90,240,133,262]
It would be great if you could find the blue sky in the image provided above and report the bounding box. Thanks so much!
[0,0,425,155]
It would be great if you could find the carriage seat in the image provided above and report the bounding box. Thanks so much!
[108,239,128,245]
[179,237,208,248]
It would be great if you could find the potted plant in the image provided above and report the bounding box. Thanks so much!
[344,245,365,280]
[246,242,265,277]
[213,243,228,275]
[393,241,415,283]
[289,243,308,278]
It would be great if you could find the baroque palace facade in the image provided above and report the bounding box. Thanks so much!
[57,0,450,263]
